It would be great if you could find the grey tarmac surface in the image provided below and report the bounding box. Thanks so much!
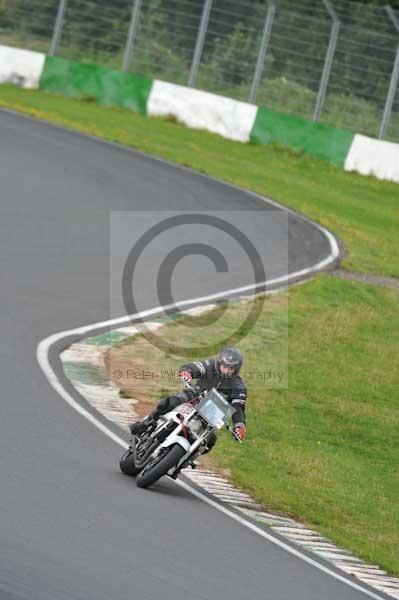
[0,109,376,600]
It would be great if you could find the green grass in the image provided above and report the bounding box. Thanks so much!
[0,83,398,277]
[108,275,399,575]
[2,28,399,140]
[197,74,399,142]
[1,81,397,573]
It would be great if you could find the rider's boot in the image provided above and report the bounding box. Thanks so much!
[129,410,159,435]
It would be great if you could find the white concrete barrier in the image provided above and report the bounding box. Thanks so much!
[147,80,258,143]
[0,42,398,186]
[345,134,399,184]
[0,45,45,89]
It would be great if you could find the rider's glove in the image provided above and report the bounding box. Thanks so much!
[179,370,193,383]
[188,398,200,408]
[234,424,247,441]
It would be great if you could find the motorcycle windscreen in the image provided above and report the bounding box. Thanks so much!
[197,389,235,429]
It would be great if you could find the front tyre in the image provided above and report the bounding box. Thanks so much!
[119,449,141,476]
[136,444,186,489]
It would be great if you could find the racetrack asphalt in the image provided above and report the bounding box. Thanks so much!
[1,109,382,600]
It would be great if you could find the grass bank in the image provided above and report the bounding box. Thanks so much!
[106,275,399,576]
[0,83,398,277]
[1,83,397,573]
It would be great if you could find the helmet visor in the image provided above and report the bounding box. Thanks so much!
[219,362,236,376]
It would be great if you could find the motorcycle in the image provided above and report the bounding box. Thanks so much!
[119,381,242,489]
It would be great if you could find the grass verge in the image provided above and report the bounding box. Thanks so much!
[106,275,399,576]
[0,83,398,277]
[1,82,397,573]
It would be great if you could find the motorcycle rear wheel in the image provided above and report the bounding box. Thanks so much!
[136,444,186,489]
[119,449,141,476]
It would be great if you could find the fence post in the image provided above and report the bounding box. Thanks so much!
[248,1,275,104]
[122,0,142,72]
[378,5,399,140]
[49,0,68,57]
[313,0,340,122]
[188,0,213,87]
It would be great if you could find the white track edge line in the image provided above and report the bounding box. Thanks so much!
[37,284,390,600]
[33,137,377,595]
[10,105,389,598]
[175,480,388,600]
[37,332,387,600]
[35,232,338,340]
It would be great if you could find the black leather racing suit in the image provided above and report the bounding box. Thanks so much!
[153,358,247,450]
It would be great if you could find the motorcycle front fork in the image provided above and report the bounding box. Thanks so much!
[169,457,198,480]
[168,439,210,479]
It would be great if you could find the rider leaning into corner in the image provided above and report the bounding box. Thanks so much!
[129,347,247,450]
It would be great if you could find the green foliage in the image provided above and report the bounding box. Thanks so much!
[1,0,398,139]
[59,0,129,61]
[199,23,258,88]
[0,0,18,31]
[129,0,193,83]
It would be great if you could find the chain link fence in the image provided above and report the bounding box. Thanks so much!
[1,0,398,141]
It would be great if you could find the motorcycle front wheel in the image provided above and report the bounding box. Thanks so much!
[119,449,141,476]
[136,444,186,489]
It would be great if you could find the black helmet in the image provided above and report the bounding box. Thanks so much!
[216,347,243,375]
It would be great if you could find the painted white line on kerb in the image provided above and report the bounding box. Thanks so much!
[10,107,386,596]
[175,480,388,600]
[38,324,387,600]
[37,286,388,600]
[35,168,368,597]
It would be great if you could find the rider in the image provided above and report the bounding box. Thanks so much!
[129,347,247,445]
